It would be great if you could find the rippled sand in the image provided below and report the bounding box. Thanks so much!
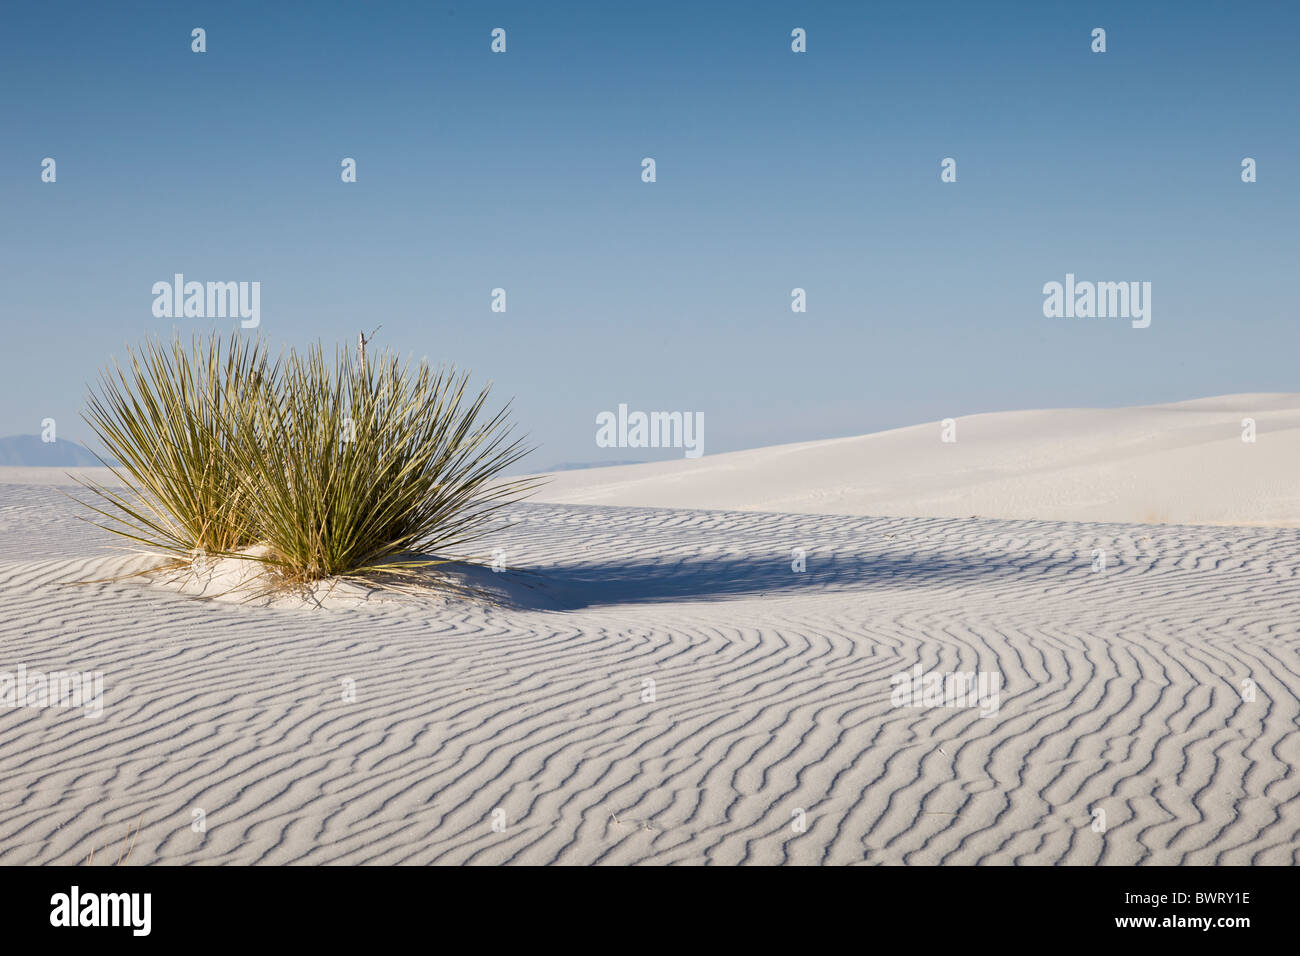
[1,476,1296,865]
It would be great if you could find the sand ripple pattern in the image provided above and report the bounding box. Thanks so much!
[0,485,1297,864]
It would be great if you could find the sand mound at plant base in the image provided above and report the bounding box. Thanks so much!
[144,547,556,611]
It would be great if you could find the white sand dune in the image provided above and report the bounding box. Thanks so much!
[534,394,1300,527]
[1,463,1298,864]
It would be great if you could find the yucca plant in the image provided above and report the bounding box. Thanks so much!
[229,343,536,584]
[74,334,277,559]
[75,332,538,591]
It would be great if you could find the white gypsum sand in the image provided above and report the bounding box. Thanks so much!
[1,435,1298,865]
[532,394,1300,527]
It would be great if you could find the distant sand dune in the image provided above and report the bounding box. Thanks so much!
[533,394,1300,527]
[1,478,1297,865]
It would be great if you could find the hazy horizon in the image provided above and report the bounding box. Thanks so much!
[3,388,1293,475]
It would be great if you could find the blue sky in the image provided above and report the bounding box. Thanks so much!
[2,1,1296,466]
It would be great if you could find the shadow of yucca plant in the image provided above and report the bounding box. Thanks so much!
[76,333,539,589]
[230,343,537,583]
[75,334,276,557]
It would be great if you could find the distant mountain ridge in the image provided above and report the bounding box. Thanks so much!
[544,459,648,473]
[0,435,109,467]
